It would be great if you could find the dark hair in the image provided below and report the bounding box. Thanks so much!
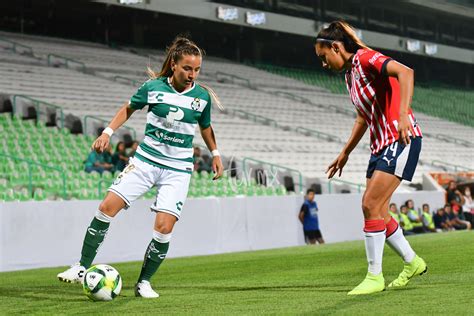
[400,205,408,210]
[389,203,396,207]
[147,35,223,110]
[405,199,413,207]
[148,36,203,79]
[315,21,369,53]
[115,141,125,152]
[306,188,315,194]
[422,203,429,209]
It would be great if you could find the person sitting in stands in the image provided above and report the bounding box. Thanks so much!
[405,199,424,233]
[112,141,129,172]
[445,204,471,230]
[389,203,400,223]
[433,207,452,231]
[85,144,114,174]
[399,205,415,235]
[421,203,436,233]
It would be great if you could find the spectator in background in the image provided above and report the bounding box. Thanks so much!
[421,204,436,233]
[399,205,415,235]
[112,141,129,172]
[193,146,212,173]
[405,200,424,233]
[128,141,139,157]
[200,154,213,173]
[389,203,400,223]
[445,204,471,230]
[462,186,474,226]
[193,147,203,172]
[433,207,452,231]
[84,144,114,174]
[298,189,324,245]
[447,181,465,215]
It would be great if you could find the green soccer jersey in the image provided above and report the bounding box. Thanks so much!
[129,77,212,173]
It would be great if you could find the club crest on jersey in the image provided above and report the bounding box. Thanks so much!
[354,70,361,81]
[190,98,201,111]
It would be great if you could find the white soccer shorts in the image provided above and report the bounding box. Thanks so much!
[108,157,191,219]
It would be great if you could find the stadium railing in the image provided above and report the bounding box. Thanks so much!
[83,115,137,141]
[242,157,304,193]
[294,126,342,143]
[0,36,34,56]
[328,178,366,194]
[0,152,67,199]
[215,71,253,89]
[434,134,473,147]
[12,94,65,129]
[431,160,472,172]
[230,109,279,128]
[46,53,86,73]
[112,75,141,87]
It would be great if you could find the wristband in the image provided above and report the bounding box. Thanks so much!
[102,127,114,137]
[211,149,220,157]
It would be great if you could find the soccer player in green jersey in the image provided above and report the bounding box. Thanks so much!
[58,36,224,298]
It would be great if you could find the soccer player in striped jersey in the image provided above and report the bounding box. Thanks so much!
[314,21,427,295]
[57,36,224,298]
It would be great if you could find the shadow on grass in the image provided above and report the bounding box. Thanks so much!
[157,283,350,293]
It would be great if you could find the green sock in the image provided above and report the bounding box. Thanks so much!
[138,239,169,281]
[79,217,110,269]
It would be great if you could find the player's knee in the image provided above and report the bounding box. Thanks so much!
[154,219,174,234]
[362,196,379,218]
[98,200,117,217]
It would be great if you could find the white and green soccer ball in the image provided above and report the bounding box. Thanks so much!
[83,264,122,301]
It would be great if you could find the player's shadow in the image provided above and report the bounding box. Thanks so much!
[157,283,349,293]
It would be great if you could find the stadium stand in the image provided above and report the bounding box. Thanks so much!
[0,30,472,201]
[253,63,474,129]
[0,113,280,201]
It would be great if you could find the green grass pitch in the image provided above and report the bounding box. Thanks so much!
[1,231,473,315]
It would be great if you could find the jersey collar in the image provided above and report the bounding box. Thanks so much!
[167,77,196,95]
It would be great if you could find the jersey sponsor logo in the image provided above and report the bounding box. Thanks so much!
[156,131,185,144]
[165,107,184,128]
[148,91,164,103]
[190,98,201,111]
[369,52,383,65]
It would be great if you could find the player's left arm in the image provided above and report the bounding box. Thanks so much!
[385,60,416,146]
[200,125,224,180]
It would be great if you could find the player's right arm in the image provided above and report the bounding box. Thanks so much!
[93,81,148,153]
[92,102,136,153]
[326,111,368,179]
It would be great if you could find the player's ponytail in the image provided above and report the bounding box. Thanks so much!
[146,35,224,111]
[316,21,369,53]
[198,83,224,111]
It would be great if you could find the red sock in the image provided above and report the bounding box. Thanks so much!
[364,219,385,232]
[385,217,399,238]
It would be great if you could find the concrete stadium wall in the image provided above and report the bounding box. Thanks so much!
[0,190,445,272]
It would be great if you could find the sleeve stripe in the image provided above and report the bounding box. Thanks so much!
[381,58,393,76]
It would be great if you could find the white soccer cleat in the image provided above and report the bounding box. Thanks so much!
[135,280,160,298]
[57,263,86,284]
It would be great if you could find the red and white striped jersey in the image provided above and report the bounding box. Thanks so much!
[345,49,422,154]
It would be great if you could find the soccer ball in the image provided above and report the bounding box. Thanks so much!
[83,264,122,301]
